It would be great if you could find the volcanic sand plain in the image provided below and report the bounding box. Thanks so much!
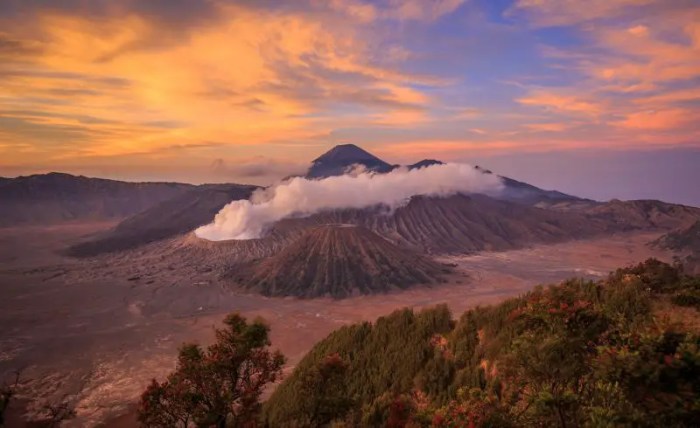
[0,223,674,426]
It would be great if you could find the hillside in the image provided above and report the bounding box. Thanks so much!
[265,259,700,427]
[499,175,583,205]
[0,173,192,226]
[307,194,611,253]
[67,183,257,256]
[71,192,700,264]
[658,220,700,251]
[68,192,700,296]
[232,225,449,298]
[656,220,700,274]
[71,191,605,260]
[586,199,700,230]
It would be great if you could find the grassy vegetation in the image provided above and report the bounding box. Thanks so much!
[264,259,700,427]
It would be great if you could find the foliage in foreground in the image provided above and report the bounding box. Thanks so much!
[264,259,700,427]
[138,314,285,428]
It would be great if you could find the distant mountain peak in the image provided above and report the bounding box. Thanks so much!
[312,144,384,164]
[306,144,394,179]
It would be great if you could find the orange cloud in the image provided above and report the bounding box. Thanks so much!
[590,19,700,86]
[524,123,571,132]
[0,2,439,166]
[634,87,700,106]
[2,0,698,179]
[616,109,694,130]
[517,91,602,116]
[523,0,700,147]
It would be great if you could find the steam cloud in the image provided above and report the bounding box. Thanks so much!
[195,163,504,241]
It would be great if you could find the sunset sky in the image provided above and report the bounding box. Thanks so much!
[1,0,699,204]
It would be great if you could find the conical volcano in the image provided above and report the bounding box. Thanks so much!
[305,144,394,178]
[232,224,449,298]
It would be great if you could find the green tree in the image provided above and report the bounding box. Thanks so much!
[431,388,514,428]
[592,329,700,426]
[138,313,285,428]
[267,260,700,427]
[294,353,353,427]
[502,289,609,427]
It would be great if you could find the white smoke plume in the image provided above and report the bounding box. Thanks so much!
[195,163,504,241]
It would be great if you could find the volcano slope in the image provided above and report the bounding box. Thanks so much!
[232,225,450,298]
[69,192,606,261]
[274,193,700,256]
[67,192,700,300]
[68,183,258,256]
[306,194,609,254]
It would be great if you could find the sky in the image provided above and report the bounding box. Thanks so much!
[0,0,699,204]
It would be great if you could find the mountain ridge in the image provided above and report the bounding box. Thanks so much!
[67,183,258,256]
[0,172,193,227]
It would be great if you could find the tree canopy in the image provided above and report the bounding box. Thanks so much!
[138,314,285,428]
[265,259,700,427]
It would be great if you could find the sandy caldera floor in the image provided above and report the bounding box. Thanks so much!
[0,223,673,427]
